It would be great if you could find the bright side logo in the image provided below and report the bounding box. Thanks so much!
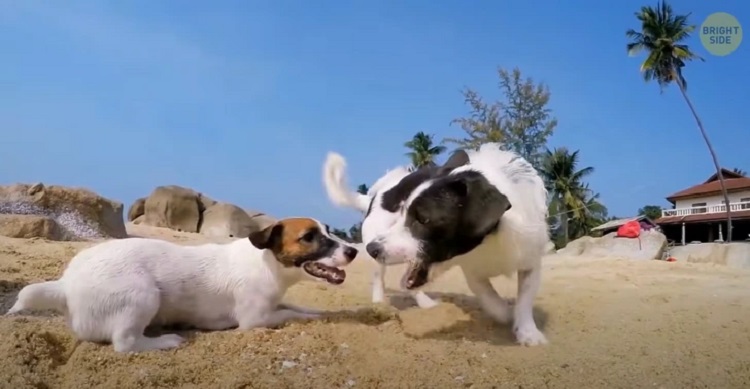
[700,12,743,56]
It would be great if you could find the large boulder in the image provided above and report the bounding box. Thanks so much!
[0,183,127,240]
[127,197,146,222]
[200,203,255,238]
[0,214,66,240]
[556,229,668,261]
[670,242,750,269]
[142,185,215,233]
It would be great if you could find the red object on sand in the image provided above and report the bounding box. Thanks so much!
[616,220,641,239]
[667,257,677,262]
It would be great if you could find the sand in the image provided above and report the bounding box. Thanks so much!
[1,223,749,389]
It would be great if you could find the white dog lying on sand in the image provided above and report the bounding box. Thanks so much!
[6,217,359,353]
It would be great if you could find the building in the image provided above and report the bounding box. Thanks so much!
[591,216,660,236]
[655,168,750,244]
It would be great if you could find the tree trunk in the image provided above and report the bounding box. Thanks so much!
[673,74,733,242]
[560,202,570,247]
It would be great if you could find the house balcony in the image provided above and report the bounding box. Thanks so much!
[661,201,750,218]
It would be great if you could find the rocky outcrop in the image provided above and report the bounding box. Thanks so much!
[130,186,275,238]
[127,197,146,222]
[669,242,750,269]
[0,214,66,240]
[555,230,668,261]
[0,183,127,241]
[141,185,216,233]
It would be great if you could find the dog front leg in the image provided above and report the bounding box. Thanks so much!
[513,267,547,346]
[277,303,323,316]
[239,309,319,330]
[462,272,513,324]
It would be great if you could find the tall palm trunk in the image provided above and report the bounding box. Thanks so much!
[560,198,570,246]
[673,72,733,242]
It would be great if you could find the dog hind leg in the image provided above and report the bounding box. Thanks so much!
[513,266,547,346]
[99,280,184,353]
[463,272,513,324]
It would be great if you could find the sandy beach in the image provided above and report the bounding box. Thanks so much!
[1,223,749,389]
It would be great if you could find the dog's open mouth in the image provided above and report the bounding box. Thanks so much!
[401,261,429,290]
[302,262,346,285]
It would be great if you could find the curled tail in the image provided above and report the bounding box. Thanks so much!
[322,152,371,212]
[6,280,67,315]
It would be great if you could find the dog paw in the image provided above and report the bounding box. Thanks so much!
[514,326,548,347]
[155,334,185,350]
[415,297,440,309]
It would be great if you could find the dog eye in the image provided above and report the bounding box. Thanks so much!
[414,213,429,225]
[300,231,316,242]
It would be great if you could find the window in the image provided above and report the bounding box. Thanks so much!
[691,202,707,214]
[741,197,750,210]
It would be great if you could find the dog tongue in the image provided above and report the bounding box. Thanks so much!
[302,262,346,285]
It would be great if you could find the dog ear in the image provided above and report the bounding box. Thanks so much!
[249,223,283,250]
[466,181,512,237]
[437,150,469,175]
[445,179,468,198]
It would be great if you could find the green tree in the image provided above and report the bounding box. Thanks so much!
[404,131,446,168]
[444,67,558,169]
[568,186,609,239]
[540,147,595,247]
[331,228,350,241]
[626,1,733,241]
[638,205,663,220]
[348,223,362,243]
[732,168,747,176]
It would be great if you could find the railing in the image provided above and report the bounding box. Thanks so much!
[661,201,750,217]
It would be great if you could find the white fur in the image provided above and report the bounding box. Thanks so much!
[322,152,441,309]
[373,144,551,346]
[6,222,355,353]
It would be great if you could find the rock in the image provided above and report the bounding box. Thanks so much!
[247,212,277,231]
[556,230,667,261]
[132,214,145,225]
[200,203,258,238]
[142,185,203,233]
[0,214,66,240]
[127,197,146,222]
[0,182,127,240]
[670,242,750,269]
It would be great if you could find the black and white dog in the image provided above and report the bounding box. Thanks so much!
[323,149,470,309]
[325,143,550,346]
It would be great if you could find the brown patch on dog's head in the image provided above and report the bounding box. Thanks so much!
[248,217,338,268]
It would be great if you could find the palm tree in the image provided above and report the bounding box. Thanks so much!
[626,1,733,241]
[569,185,609,239]
[540,147,595,246]
[404,131,446,169]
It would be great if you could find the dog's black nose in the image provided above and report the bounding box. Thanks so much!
[366,241,383,259]
[343,246,358,261]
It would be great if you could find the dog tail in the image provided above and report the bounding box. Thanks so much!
[6,280,67,315]
[323,152,370,212]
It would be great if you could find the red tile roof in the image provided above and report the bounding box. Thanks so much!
[655,209,750,225]
[665,169,750,202]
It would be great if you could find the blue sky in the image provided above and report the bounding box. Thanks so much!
[2,0,749,230]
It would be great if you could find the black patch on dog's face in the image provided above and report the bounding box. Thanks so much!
[402,170,512,289]
[380,150,471,213]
